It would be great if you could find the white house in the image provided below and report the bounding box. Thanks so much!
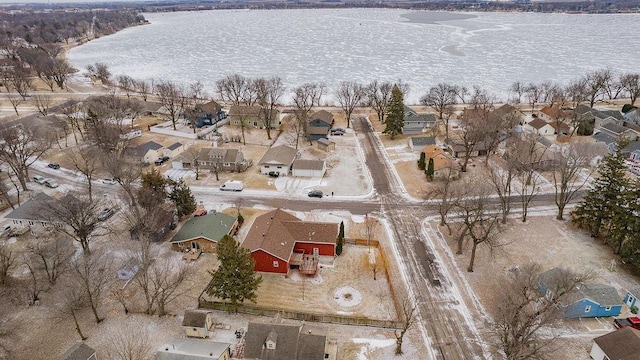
[291,159,326,178]
[157,338,231,360]
[258,145,299,176]
[590,327,640,360]
[525,118,555,136]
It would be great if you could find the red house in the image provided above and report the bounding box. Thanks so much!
[242,209,338,276]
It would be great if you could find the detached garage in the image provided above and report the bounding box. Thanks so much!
[292,160,326,178]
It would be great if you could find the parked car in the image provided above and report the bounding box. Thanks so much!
[154,156,170,166]
[194,209,208,217]
[97,208,115,221]
[308,190,323,198]
[333,128,346,133]
[44,179,58,188]
[102,178,117,185]
[47,163,60,169]
[614,316,640,330]
[33,175,46,184]
[220,180,244,192]
[331,129,345,136]
[268,171,280,178]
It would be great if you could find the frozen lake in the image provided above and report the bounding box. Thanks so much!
[67,9,640,104]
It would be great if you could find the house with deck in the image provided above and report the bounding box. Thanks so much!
[258,145,299,176]
[242,209,338,275]
[538,267,623,318]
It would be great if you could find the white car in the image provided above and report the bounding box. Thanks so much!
[33,175,46,184]
[102,178,117,185]
[44,179,59,188]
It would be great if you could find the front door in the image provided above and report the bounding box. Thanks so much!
[627,294,636,307]
[191,242,200,250]
[313,248,319,256]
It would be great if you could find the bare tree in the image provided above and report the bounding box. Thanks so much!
[510,134,547,223]
[26,237,74,286]
[454,180,502,272]
[0,122,52,191]
[180,146,204,180]
[33,94,52,116]
[40,194,107,255]
[420,83,460,140]
[70,251,113,323]
[365,80,393,124]
[54,282,89,340]
[253,76,285,140]
[488,157,517,224]
[155,80,187,130]
[134,79,151,102]
[0,246,16,285]
[86,62,111,84]
[564,79,587,108]
[509,81,525,104]
[583,69,612,108]
[5,64,32,99]
[493,263,589,360]
[335,81,365,128]
[456,111,486,172]
[117,75,135,98]
[428,167,461,235]
[394,296,418,355]
[218,74,257,145]
[106,319,154,360]
[70,147,101,201]
[20,258,45,306]
[6,93,23,116]
[292,83,325,148]
[61,100,85,144]
[551,142,594,221]
[525,83,543,112]
[620,72,640,105]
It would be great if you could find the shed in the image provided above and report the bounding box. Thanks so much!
[590,327,640,360]
[292,159,326,178]
[409,136,436,151]
[60,342,97,360]
[182,309,214,338]
[157,338,231,360]
[317,138,335,152]
[117,258,140,281]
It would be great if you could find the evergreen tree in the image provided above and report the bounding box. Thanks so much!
[207,235,262,312]
[426,158,435,181]
[336,221,345,256]
[383,85,405,140]
[138,168,168,210]
[571,140,629,239]
[619,179,640,264]
[417,152,426,170]
[168,180,197,217]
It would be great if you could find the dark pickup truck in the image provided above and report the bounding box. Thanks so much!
[614,316,640,330]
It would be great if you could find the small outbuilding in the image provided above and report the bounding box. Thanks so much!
[182,309,214,338]
[317,138,335,152]
[292,159,326,178]
[60,342,97,360]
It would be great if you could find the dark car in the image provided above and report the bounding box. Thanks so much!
[47,163,60,169]
[331,129,345,136]
[268,171,280,178]
[308,190,323,198]
[154,156,169,166]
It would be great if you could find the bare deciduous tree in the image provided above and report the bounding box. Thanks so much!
[106,318,154,360]
[61,100,85,144]
[492,263,589,360]
[583,69,612,108]
[429,166,461,235]
[552,142,595,221]
[421,83,460,140]
[254,76,285,140]
[217,74,257,145]
[335,81,365,128]
[70,251,113,323]
[292,83,325,148]
[26,237,74,286]
[70,147,101,201]
[0,246,16,285]
[510,134,547,223]
[6,92,23,116]
[0,122,52,191]
[54,282,89,340]
[365,80,393,124]
[394,296,418,355]
[488,157,517,224]
[620,72,640,105]
[155,80,187,130]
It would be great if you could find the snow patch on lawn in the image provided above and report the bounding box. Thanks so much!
[352,338,396,360]
[334,286,362,308]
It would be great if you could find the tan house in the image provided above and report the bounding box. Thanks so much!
[292,159,326,178]
[258,145,299,176]
[163,142,186,159]
[170,212,238,253]
[317,138,335,151]
[525,118,555,136]
[229,105,281,129]
[539,105,571,122]
[157,339,231,360]
[124,140,164,163]
[422,145,459,179]
[182,309,214,338]
[173,147,250,173]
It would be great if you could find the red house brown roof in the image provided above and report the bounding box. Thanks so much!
[242,209,338,261]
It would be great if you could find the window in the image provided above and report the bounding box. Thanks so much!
[585,305,591,313]
[273,261,279,268]
[605,306,612,311]
[264,165,270,169]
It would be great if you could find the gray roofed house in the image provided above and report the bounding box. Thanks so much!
[60,342,96,360]
[307,110,333,141]
[592,131,617,147]
[409,136,436,151]
[168,142,182,151]
[181,147,249,172]
[590,327,640,360]
[258,145,299,176]
[157,338,231,360]
[170,212,238,253]
[620,140,640,161]
[244,322,328,360]
[6,192,61,233]
[291,159,326,178]
[125,141,164,163]
[599,122,638,141]
[402,106,436,135]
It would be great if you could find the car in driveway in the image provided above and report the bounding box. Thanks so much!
[194,209,208,217]
[47,163,60,169]
[330,129,345,136]
[33,175,46,184]
[268,171,280,178]
[307,190,323,198]
[154,156,170,166]
[97,208,115,221]
[44,179,59,188]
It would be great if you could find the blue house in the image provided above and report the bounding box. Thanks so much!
[307,110,333,141]
[538,268,623,318]
[185,100,226,128]
[624,288,640,309]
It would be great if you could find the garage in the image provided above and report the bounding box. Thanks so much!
[292,160,326,178]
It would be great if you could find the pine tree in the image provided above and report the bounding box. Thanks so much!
[571,140,629,239]
[336,221,345,256]
[168,180,197,217]
[426,158,435,181]
[207,235,262,312]
[383,85,405,140]
[417,152,426,170]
